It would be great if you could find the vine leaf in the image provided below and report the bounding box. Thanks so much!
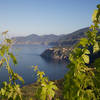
[8,53,18,65]
[80,38,88,47]
[93,42,99,53]
[92,10,98,22]
[15,74,24,84]
[82,50,90,64]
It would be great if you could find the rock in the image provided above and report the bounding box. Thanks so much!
[41,47,72,62]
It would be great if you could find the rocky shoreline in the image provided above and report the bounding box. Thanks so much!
[41,47,72,62]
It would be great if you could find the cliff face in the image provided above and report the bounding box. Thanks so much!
[41,47,72,61]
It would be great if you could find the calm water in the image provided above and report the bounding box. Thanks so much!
[0,45,68,86]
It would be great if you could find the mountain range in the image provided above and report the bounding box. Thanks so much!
[12,27,89,46]
[12,27,100,61]
[41,27,100,61]
[12,34,62,45]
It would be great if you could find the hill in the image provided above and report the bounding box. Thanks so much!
[49,27,89,46]
[12,27,90,46]
[12,34,62,45]
[41,27,100,61]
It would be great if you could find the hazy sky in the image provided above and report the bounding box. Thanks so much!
[0,0,99,37]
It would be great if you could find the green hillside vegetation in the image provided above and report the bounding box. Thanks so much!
[0,4,100,100]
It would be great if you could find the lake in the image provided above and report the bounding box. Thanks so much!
[0,45,68,86]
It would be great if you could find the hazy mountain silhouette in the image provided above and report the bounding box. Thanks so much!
[13,27,98,46]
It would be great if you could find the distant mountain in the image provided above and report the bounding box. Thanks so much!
[41,27,100,61]
[12,27,90,45]
[12,27,99,46]
[12,34,62,45]
[49,27,89,47]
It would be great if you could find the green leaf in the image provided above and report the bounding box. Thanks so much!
[82,49,90,64]
[8,53,18,65]
[0,45,9,56]
[0,88,5,95]
[97,4,100,9]
[8,91,13,99]
[92,10,98,22]
[93,58,100,70]
[33,65,38,71]
[84,49,90,54]
[80,38,88,47]
[15,73,24,84]
[37,71,45,79]
[93,42,99,53]
[82,54,89,64]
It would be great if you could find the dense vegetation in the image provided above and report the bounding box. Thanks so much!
[0,4,100,100]
[63,4,100,100]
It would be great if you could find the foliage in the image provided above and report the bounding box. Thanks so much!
[63,4,100,100]
[0,31,24,100]
[33,66,58,100]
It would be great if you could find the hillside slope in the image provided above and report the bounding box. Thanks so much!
[49,27,89,46]
[41,27,100,61]
[12,34,61,45]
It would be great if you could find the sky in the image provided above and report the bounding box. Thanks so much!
[0,0,100,37]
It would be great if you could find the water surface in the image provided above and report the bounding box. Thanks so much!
[0,45,68,86]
